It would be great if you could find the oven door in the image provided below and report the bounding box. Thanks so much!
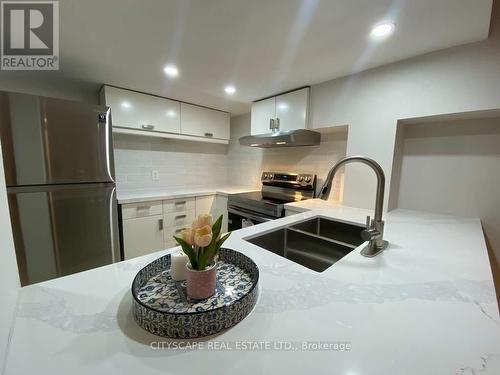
[227,207,274,231]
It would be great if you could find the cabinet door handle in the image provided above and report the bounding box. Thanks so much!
[275,118,280,130]
[269,118,275,130]
[158,219,164,230]
[142,124,155,130]
[175,214,187,219]
[175,228,184,234]
[175,201,186,206]
[136,205,151,210]
[204,132,213,137]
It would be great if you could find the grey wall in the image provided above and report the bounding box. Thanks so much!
[309,3,500,212]
[396,117,500,217]
[301,3,500,292]
[394,117,500,280]
[0,73,99,103]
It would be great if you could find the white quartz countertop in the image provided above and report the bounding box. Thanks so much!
[4,207,500,374]
[285,197,344,212]
[116,185,259,204]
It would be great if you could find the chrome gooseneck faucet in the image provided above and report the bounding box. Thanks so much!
[319,156,388,257]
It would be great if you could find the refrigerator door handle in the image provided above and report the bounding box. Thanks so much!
[109,186,119,263]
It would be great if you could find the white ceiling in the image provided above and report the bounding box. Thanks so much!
[57,0,492,114]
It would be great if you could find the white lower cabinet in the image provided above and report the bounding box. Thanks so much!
[122,215,164,260]
[163,225,189,249]
[195,195,215,216]
[163,209,195,228]
[196,195,228,233]
[122,201,162,219]
[215,195,228,233]
[163,197,196,248]
[163,197,195,213]
[121,194,230,260]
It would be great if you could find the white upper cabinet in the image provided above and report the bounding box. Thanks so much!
[250,97,275,135]
[250,87,309,135]
[275,88,309,132]
[180,103,230,140]
[101,86,180,133]
[100,85,229,143]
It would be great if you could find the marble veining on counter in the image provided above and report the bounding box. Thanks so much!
[3,207,500,374]
[116,185,259,204]
[284,198,343,212]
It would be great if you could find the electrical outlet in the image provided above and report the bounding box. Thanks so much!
[151,170,160,181]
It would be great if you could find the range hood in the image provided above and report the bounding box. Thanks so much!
[239,129,321,148]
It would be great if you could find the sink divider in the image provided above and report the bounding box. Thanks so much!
[283,227,356,270]
[285,227,359,250]
[245,217,365,272]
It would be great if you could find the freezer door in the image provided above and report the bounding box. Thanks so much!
[8,183,120,286]
[0,92,114,186]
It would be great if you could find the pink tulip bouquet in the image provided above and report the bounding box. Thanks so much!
[174,214,230,271]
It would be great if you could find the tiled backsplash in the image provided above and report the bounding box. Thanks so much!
[113,134,228,190]
[226,114,264,187]
[114,114,348,201]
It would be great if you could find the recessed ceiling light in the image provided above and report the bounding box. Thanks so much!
[370,22,395,40]
[224,85,236,95]
[166,110,176,117]
[163,64,179,78]
[121,101,131,109]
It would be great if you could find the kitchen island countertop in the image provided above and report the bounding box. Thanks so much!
[4,206,500,374]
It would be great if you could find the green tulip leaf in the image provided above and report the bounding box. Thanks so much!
[173,236,198,270]
[211,215,223,241]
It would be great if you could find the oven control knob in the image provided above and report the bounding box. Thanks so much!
[269,174,274,179]
[298,176,304,182]
[305,176,312,183]
[263,173,268,179]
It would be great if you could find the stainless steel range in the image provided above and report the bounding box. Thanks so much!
[228,171,317,230]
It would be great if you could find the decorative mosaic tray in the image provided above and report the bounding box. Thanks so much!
[131,248,259,339]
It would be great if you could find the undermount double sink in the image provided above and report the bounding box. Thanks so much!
[245,216,365,272]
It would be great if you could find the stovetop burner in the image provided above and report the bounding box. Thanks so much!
[228,171,317,219]
[231,191,294,205]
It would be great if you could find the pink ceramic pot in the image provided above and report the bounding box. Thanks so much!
[186,263,217,300]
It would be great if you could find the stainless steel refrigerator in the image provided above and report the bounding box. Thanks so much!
[0,91,120,286]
